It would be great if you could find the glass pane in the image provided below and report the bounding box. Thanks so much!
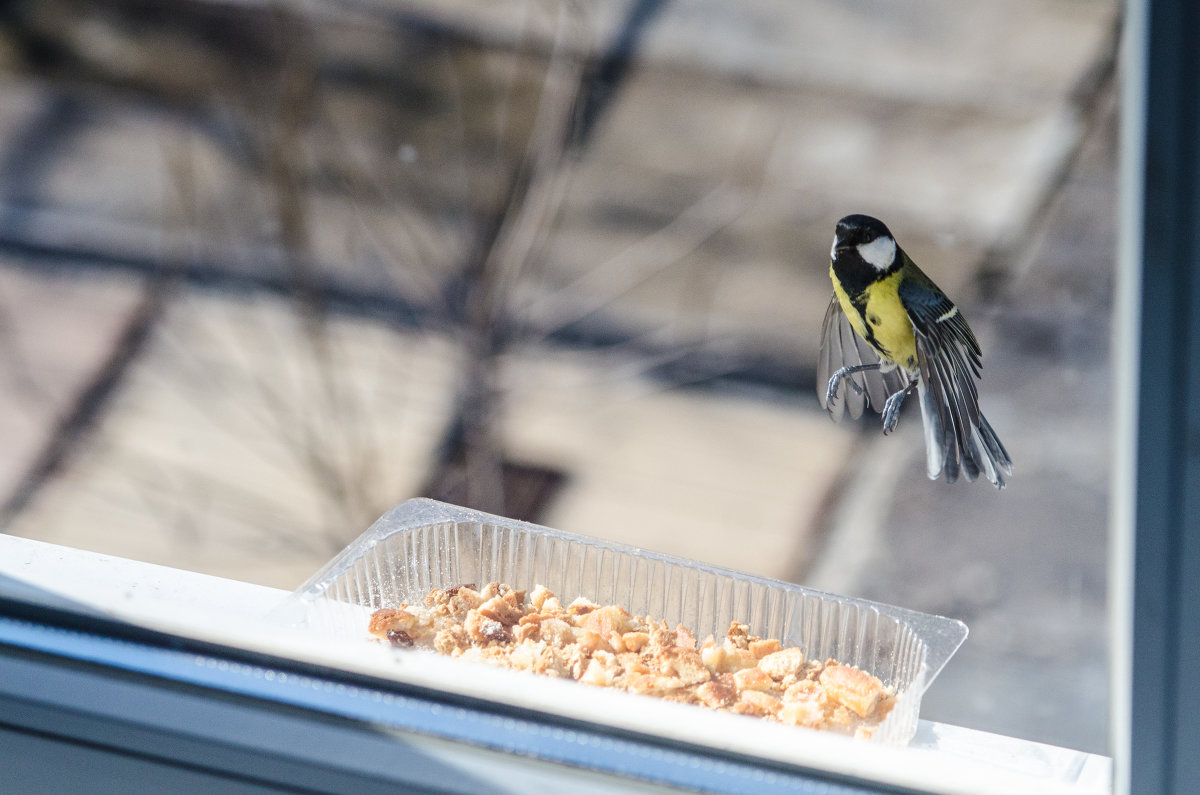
[0,0,1118,757]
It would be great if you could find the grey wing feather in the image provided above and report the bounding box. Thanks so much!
[900,278,1012,488]
[817,295,907,422]
[817,297,859,421]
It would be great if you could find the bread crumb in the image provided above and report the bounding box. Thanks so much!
[368,583,895,738]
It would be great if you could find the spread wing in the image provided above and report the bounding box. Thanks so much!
[899,269,1011,486]
[817,294,907,422]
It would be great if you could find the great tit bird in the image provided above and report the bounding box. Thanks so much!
[817,214,1012,489]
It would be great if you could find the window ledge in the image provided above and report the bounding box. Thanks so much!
[0,533,1111,794]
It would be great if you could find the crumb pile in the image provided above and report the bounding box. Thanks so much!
[368,581,896,738]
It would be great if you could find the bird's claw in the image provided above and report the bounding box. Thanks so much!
[881,381,917,435]
[825,370,864,411]
[882,392,903,434]
[824,378,840,410]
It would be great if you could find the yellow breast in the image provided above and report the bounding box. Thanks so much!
[830,266,918,371]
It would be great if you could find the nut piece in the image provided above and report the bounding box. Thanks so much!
[627,673,685,695]
[819,661,884,718]
[733,689,782,718]
[695,673,738,709]
[366,582,894,739]
[701,639,759,673]
[447,586,485,618]
[368,608,419,637]
[675,625,697,650]
[732,667,775,693]
[655,646,712,686]
[780,690,826,728]
[725,621,751,648]
[749,638,782,659]
[478,593,524,627]
[579,653,618,686]
[575,628,613,655]
[433,623,471,655]
[528,585,553,610]
[578,604,632,637]
[567,596,599,615]
[758,647,806,680]
[539,617,576,648]
[621,631,650,652]
[465,609,512,644]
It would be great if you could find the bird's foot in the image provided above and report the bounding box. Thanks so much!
[882,393,903,434]
[825,369,865,410]
[881,382,917,435]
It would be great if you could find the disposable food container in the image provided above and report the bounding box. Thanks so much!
[280,498,967,747]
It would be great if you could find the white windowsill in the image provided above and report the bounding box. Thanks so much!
[0,533,1112,795]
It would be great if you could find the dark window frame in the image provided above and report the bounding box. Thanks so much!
[1119,0,1200,792]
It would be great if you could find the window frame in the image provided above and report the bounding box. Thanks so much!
[1113,0,1200,793]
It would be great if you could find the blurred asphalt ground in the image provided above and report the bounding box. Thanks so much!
[0,0,1117,754]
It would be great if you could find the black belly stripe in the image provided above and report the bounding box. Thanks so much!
[851,294,889,357]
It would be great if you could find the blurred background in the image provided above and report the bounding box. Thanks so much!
[0,0,1118,755]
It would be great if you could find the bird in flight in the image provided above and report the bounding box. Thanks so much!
[818,214,1012,489]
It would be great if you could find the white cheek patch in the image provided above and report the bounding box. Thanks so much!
[857,236,896,271]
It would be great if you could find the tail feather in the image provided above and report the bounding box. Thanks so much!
[975,413,1013,488]
[918,382,948,481]
[918,382,1012,489]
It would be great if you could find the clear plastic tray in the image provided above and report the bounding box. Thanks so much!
[280,498,967,746]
